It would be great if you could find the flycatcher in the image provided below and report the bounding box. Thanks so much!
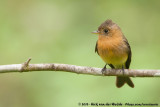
[92,19,134,88]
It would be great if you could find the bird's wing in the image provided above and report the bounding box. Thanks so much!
[124,40,132,69]
[95,41,99,55]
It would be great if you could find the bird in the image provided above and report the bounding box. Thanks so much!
[92,19,134,88]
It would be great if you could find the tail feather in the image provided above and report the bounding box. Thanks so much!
[116,76,134,88]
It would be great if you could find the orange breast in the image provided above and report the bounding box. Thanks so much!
[97,35,128,67]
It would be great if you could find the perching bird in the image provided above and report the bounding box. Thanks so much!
[92,19,134,88]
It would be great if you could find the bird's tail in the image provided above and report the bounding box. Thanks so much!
[116,76,134,88]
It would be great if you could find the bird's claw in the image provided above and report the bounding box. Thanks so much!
[101,64,107,75]
[101,67,106,75]
[122,65,125,75]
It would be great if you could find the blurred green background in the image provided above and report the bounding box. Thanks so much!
[0,0,160,107]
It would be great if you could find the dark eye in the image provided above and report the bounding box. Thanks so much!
[104,29,108,33]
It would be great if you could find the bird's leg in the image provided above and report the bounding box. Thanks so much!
[122,65,125,75]
[101,64,107,74]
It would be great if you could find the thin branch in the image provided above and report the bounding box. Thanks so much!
[0,58,160,77]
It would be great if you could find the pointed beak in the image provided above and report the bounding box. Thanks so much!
[92,30,99,34]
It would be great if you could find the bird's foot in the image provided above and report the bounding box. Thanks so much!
[101,64,107,75]
[122,65,125,75]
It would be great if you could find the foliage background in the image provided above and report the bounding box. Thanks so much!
[0,0,160,107]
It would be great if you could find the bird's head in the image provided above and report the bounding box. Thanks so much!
[92,19,121,37]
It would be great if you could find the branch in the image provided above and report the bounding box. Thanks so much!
[0,58,160,77]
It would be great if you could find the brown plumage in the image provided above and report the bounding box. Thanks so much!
[93,19,134,88]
